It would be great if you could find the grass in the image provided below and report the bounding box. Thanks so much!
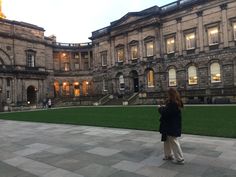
[0,106,236,138]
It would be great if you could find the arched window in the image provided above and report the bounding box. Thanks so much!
[147,70,154,87]
[169,68,176,86]
[74,82,80,96]
[188,66,197,85]
[54,81,60,97]
[119,75,125,90]
[62,82,70,96]
[210,62,221,83]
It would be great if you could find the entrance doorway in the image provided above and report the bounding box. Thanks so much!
[27,85,37,104]
[130,70,139,92]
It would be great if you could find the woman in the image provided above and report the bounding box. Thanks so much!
[158,88,184,165]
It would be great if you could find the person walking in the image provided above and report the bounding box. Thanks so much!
[47,99,52,108]
[158,88,184,165]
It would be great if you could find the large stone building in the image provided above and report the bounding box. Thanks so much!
[91,0,236,104]
[0,0,236,110]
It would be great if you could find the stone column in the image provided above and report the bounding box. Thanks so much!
[176,17,183,55]
[138,29,143,61]
[12,77,17,104]
[197,11,204,52]
[155,24,161,59]
[79,52,82,70]
[88,51,91,69]
[221,4,228,48]
[110,38,115,66]
[124,33,129,64]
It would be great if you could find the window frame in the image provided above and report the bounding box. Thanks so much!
[168,68,177,87]
[130,45,138,60]
[64,62,70,71]
[26,50,36,67]
[210,62,221,83]
[207,26,219,46]
[147,70,154,88]
[101,51,108,66]
[166,37,175,54]
[116,45,125,63]
[233,22,236,41]
[145,41,154,57]
[119,75,125,90]
[103,79,108,91]
[185,32,196,50]
[188,66,198,85]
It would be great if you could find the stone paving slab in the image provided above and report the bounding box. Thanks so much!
[0,120,236,177]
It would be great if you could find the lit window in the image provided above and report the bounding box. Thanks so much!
[64,62,69,71]
[210,63,221,83]
[147,70,154,87]
[169,69,177,86]
[26,50,36,67]
[62,82,70,95]
[103,80,108,91]
[185,33,195,50]
[208,27,219,45]
[146,41,154,57]
[74,82,80,96]
[234,23,236,41]
[101,51,107,66]
[166,37,175,54]
[117,48,124,62]
[54,81,60,96]
[188,66,198,85]
[131,45,138,60]
[119,75,125,90]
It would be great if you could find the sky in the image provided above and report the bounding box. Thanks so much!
[3,0,174,43]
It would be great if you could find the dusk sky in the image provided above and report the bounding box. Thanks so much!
[3,0,174,43]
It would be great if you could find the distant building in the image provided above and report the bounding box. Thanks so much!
[0,0,236,110]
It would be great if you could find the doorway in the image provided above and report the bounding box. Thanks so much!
[27,85,37,104]
[130,70,139,93]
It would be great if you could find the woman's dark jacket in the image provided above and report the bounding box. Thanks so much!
[158,101,182,137]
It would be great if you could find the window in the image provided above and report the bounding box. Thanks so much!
[119,75,125,90]
[74,53,79,59]
[73,82,80,96]
[130,45,138,60]
[210,63,221,83]
[146,41,154,57]
[7,78,11,87]
[188,66,198,85]
[62,82,70,95]
[147,70,154,87]
[101,51,107,66]
[103,80,108,91]
[169,69,177,86]
[208,27,219,45]
[166,37,175,54]
[26,50,35,67]
[64,62,69,71]
[7,91,10,99]
[185,33,195,50]
[233,22,236,41]
[117,48,124,62]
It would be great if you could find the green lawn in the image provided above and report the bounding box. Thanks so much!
[0,106,235,138]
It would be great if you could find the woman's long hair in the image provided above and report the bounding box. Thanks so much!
[167,88,183,108]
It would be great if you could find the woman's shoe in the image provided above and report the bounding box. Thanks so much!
[171,159,185,165]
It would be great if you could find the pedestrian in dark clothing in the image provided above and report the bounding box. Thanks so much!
[158,88,184,165]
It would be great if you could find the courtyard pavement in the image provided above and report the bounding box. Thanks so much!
[0,120,235,177]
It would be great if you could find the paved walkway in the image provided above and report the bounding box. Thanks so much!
[0,120,235,177]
